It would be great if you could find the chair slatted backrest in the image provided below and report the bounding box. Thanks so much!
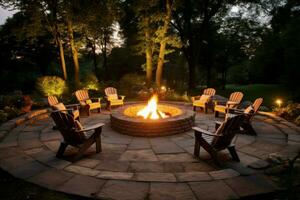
[48,96,59,106]
[75,90,90,104]
[229,92,244,103]
[245,98,263,122]
[252,98,263,113]
[211,115,244,150]
[203,88,216,96]
[105,87,117,96]
[50,111,85,145]
[105,87,118,100]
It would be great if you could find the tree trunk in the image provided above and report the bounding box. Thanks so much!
[155,0,172,87]
[102,32,108,80]
[67,20,80,87]
[187,57,196,89]
[92,41,98,73]
[56,33,67,80]
[145,19,153,87]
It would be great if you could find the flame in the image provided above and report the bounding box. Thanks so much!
[137,95,167,119]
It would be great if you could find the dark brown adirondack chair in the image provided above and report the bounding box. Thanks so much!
[229,98,263,135]
[50,111,104,161]
[193,114,244,165]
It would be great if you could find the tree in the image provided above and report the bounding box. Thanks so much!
[1,0,68,80]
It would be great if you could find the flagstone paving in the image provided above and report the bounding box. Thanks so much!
[0,104,299,200]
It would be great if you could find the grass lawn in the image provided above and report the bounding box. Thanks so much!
[224,84,291,108]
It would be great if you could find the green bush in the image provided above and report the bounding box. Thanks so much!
[0,110,8,123]
[119,74,146,97]
[81,74,100,91]
[36,76,66,97]
[295,116,300,126]
[3,106,21,119]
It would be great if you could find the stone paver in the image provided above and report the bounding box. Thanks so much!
[95,160,130,172]
[97,180,149,200]
[175,172,212,182]
[120,149,158,161]
[0,106,298,199]
[209,169,240,180]
[225,175,276,197]
[57,175,106,197]
[135,172,177,182]
[97,171,134,180]
[150,182,196,200]
[64,165,100,177]
[189,180,239,200]
[28,169,74,189]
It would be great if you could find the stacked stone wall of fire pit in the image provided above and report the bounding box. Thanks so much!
[110,104,195,137]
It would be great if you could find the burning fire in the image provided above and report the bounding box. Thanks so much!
[137,95,167,119]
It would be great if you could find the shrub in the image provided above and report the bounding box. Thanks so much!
[36,76,66,97]
[119,74,146,97]
[81,74,100,91]
[0,110,8,123]
[295,116,300,126]
[3,106,21,119]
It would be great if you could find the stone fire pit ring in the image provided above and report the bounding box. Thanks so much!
[110,103,195,137]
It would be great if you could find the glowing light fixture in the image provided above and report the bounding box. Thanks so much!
[275,99,282,108]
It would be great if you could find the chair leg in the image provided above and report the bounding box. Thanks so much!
[96,136,102,153]
[73,137,95,161]
[194,134,201,157]
[98,107,101,113]
[204,104,208,114]
[241,123,256,135]
[215,111,219,118]
[227,145,240,162]
[56,142,68,158]
[193,106,196,111]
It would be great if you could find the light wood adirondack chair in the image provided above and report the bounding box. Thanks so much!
[192,88,216,113]
[75,89,101,116]
[229,98,263,135]
[214,92,243,117]
[50,110,104,161]
[104,87,125,110]
[47,96,80,120]
[193,114,244,165]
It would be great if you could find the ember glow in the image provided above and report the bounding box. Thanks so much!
[137,95,168,119]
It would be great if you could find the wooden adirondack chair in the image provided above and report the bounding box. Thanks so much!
[47,96,80,120]
[214,92,243,117]
[192,88,216,113]
[229,98,263,135]
[75,89,101,116]
[104,87,125,110]
[193,114,244,165]
[50,110,104,161]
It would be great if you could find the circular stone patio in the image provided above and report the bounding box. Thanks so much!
[0,102,300,200]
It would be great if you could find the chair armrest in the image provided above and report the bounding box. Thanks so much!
[192,127,222,137]
[65,103,80,110]
[90,97,102,102]
[51,109,74,115]
[214,121,223,130]
[76,123,105,133]
[226,101,239,107]
[214,100,226,106]
[191,96,200,102]
[119,95,125,100]
[228,108,244,114]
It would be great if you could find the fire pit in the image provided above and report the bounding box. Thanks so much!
[110,95,195,137]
